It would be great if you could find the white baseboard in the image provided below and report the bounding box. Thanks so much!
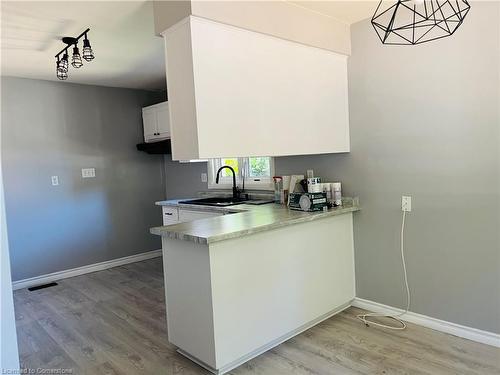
[352,297,500,348]
[13,263,499,349]
[12,249,162,290]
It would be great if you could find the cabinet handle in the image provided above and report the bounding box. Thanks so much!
[164,212,173,216]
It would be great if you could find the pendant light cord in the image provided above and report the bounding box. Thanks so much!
[357,210,410,330]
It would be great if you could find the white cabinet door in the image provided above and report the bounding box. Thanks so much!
[156,102,171,138]
[142,102,170,143]
[142,107,158,143]
[161,206,222,226]
[162,206,179,225]
[178,209,222,223]
[163,17,350,160]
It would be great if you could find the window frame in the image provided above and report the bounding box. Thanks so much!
[207,157,275,191]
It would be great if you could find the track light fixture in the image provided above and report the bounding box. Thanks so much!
[54,28,94,80]
[371,0,471,45]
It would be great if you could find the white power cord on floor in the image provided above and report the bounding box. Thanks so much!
[357,210,410,330]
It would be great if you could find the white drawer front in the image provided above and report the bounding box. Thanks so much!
[162,206,179,225]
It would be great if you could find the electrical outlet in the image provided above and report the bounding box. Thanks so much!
[82,168,96,178]
[307,169,314,178]
[51,176,59,186]
[402,196,412,212]
[201,173,208,183]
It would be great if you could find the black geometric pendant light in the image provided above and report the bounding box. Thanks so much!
[54,28,95,80]
[372,0,471,45]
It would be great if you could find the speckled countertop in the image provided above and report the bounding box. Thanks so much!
[150,198,360,244]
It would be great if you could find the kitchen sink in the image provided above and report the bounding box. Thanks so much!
[179,197,249,207]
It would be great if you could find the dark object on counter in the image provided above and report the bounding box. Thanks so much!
[289,192,327,212]
[299,179,308,193]
[216,165,241,200]
[136,139,171,154]
[180,196,273,207]
[180,196,247,207]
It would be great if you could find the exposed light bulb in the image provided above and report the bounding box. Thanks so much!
[71,45,83,68]
[82,37,95,62]
[60,52,69,72]
[56,60,68,80]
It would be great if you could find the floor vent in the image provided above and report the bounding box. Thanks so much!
[28,282,58,291]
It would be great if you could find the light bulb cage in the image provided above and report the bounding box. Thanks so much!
[60,51,69,72]
[82,37,95,61]
[71,46,83,68]
[371,0,471,45]
[56,60,68,80]
[54,28,94,79]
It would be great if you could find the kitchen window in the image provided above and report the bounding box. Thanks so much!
[207,157,274,191]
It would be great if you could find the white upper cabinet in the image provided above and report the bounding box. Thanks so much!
[142,101,170,143]
[142,107,157,141]
[155,103,170,136]
[163,16,350,160]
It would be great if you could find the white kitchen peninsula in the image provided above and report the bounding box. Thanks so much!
[151,201,359,374]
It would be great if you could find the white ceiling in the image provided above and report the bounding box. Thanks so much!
[0,1,377,91]
[291,1,376,25]
[1,1,166,90]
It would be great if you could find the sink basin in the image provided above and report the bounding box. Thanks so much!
[179,197,249,207]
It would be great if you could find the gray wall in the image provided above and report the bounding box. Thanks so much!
[164,155,207,199]
[2,77,166,281]
[163,3,500,333]
[346,2,499,334]
[278,2,499,333]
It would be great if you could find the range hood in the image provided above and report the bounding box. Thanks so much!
[136,139,171,155]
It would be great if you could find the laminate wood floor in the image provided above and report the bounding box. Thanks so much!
[14,258,499,375]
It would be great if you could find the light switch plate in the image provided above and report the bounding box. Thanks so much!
[51,176,59,186]
[82,168,96,178]
[201,173,208,183]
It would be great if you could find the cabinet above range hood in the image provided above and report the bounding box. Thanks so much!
[162,16,350,161]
